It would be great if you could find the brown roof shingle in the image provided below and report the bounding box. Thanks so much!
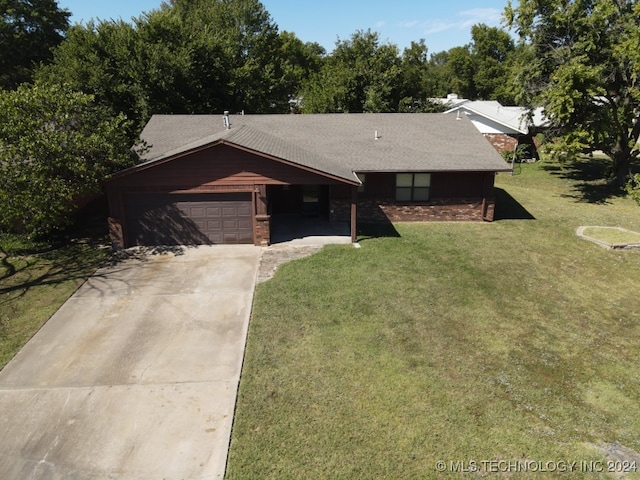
[137,113,510,182]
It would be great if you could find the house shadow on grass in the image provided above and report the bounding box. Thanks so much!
[357,220,401,242]
[542,158,628,204]
[494,188,536,220]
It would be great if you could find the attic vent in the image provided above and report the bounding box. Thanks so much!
[223,111,231,129]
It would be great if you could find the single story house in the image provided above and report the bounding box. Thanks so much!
[106,113,510,247]
[443,101,548,157]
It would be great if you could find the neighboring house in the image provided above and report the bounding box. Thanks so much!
[443,101,548,158]
[428,93,469,109]
[105,113,510,247]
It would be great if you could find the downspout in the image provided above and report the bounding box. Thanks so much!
[481,173,490,221]
[351,185,357,243]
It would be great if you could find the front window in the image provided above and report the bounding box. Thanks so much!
[396,173,430,201]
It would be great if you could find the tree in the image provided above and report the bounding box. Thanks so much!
[0,83,137,237]
[301,30,402,113]
[0,0,70,89]
[423,25,516,102]
[165,0,284,113]
[444,46,477,99]
[505,0,640,185]
[278,31,325,111]
[425,50,451,97]
[470,24,516,103]
[38,0,291,135]
[38,21,154,136]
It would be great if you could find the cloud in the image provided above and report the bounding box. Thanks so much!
[399,20,419,29]
[424,21,457,35]
[419,8,502,36]
[457,8,502,26]
[375,20,386,28]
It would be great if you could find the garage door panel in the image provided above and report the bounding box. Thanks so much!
[222,206,238,216]
[223,219,239,229]
[188,206,207,217]
[125,193,253,246]
[237,205,252,216]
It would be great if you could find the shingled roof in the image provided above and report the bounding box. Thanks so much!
[134,113,510,182]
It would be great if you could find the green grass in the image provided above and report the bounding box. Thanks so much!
[227,159,640,479]
[0,235,110,369]
[581,227,640,246]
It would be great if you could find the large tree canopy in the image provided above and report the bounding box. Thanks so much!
[38,0,300,135]
[470,24,516,103]
[404,25,516,103]
[301,30,403,113]
[505,0,640,185]
[0,83,137,237]
[0,0,70,89]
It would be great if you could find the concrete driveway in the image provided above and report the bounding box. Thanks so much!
[0,245,261,480]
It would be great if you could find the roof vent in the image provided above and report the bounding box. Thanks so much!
[223,111,231,129]
[374,130,380,140]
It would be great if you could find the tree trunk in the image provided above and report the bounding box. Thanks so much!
[612,151,631,187]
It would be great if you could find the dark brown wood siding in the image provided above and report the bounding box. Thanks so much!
[109,144,346,191]
[359,172,493,199]
[430,172,493,198]
[359,173,395,198]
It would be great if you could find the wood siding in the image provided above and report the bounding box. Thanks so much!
[359,172,494,199]
[109,144,346,191]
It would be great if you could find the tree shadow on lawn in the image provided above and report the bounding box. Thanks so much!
[0,243,106,302]
[542,158,629,204]
[0,240,192,304]
[494,188,536,220]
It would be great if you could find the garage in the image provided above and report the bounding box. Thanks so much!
[125,193,253,246]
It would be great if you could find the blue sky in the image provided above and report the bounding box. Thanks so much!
[57,0,512,55]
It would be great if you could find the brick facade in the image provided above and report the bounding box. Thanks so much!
[108,217,124,249]
[255,214,271,246]
[358,198,495,223]
[330,199,352,223]
[333,195,495,225]
[484,133,518,153]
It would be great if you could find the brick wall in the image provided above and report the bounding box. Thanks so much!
[108,217,124,248]
[357,198,495,222]
[255,214,271,246]
[484,133,518,153]
[330,199,352,223]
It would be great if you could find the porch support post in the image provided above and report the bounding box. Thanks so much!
[254,184,271,246]
[350,185,357,243]
[255,184,267,215]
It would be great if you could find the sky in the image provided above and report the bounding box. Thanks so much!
[56,0,512,55]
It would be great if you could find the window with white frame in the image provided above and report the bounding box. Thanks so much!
[395,173,431,201]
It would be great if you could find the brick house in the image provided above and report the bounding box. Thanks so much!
[105,113,510,247]
[443,101,548,159]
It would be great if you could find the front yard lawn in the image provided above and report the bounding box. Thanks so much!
[227,159,640,479]
[0,237,109,369]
